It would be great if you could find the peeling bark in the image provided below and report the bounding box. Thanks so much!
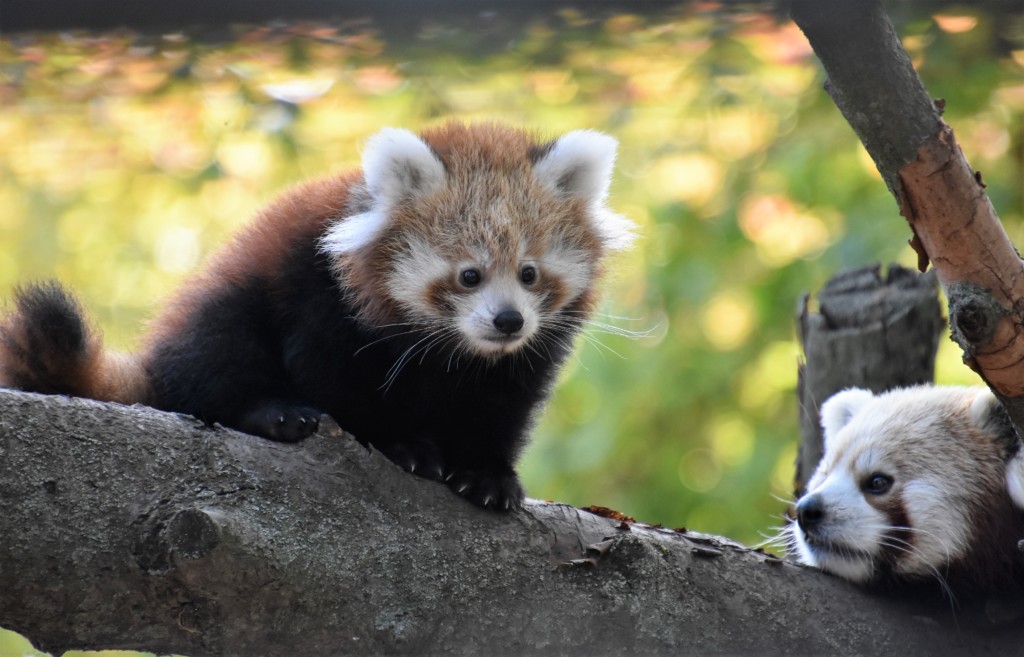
[897,125,1024,396]
[793,0,1024,425]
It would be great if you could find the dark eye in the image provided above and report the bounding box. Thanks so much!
[862,473,893,495]
[520,265,537,285]
[460,269,481,288]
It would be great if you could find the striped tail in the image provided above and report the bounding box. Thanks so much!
[0,281,145,403]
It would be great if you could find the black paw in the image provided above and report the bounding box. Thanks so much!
[446,469,524,511]
[379,440,446,482]
[237,403,321,443]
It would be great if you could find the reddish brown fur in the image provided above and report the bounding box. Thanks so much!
[334,122,608,326]
[0,173,362,406]
[140,172,359,374]
[0,310,98,396]
[0,284,143,403]
[4,123,615,412]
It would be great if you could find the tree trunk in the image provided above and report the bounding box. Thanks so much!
[1,389,1023,657]
[792,0,1024,432]
[795,264,944,495]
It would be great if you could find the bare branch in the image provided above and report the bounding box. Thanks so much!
[792,0,1024,426]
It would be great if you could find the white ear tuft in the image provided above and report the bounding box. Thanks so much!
[320,211,389,255]
[968,388,1001,431]
[534,130,636,250]
[535,129,617,202]
[1007,450,1024,510]
[591,208,637,251]
[322,128,445,256]
[362,128,445,207]
[820,388,875,452]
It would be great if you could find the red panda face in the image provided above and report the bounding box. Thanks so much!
[320,123,635,358]
[382,232,594,357]
[790,386,1020,586]
[401,251,544,357]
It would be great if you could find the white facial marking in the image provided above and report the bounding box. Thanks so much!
[899,479,968,576]
[541,244,591,303]
[386,243,546,358]
[320,211,388,255]
[457,277,540,356]
[853,447,880,475]
[795,470,886,583]
[387,238,451,318]
[1007,450,1024,510]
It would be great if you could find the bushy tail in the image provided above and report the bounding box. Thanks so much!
[0,281,146,403]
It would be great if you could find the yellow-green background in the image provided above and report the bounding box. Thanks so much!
[3,5,1023,655]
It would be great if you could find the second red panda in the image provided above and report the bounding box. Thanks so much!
[789,386,1024,594]
[0,122,634,510]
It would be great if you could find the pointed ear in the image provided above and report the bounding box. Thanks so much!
[967,387,1021,456]
[820,388,874,452]
[322,128,446,256]
[534,130,617,201]
[534,130,636,251]
[362,127,446,208]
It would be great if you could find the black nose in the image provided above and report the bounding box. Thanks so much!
[493,310,524,335]
[796,494,825,533]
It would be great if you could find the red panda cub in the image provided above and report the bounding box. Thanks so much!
[0,122,634,511]
[791,386,1024,594]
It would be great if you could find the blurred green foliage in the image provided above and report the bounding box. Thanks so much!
[3,5,1024,655]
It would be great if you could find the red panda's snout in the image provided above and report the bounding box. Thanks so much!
[492,310,524,335]
[377,246,553,357]
[453,268,544,357]
[794,493,825,533]
[792,472,891,584]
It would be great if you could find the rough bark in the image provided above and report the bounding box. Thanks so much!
[898,129,1024,397]
[2,389,1024,657]
[795,264,944,495]
[790,0,941,199]
[792,0,1024,430]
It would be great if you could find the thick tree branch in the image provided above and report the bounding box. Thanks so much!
[3,390,1023,656]
[792,0,1024,427]
[790,0,941,198]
